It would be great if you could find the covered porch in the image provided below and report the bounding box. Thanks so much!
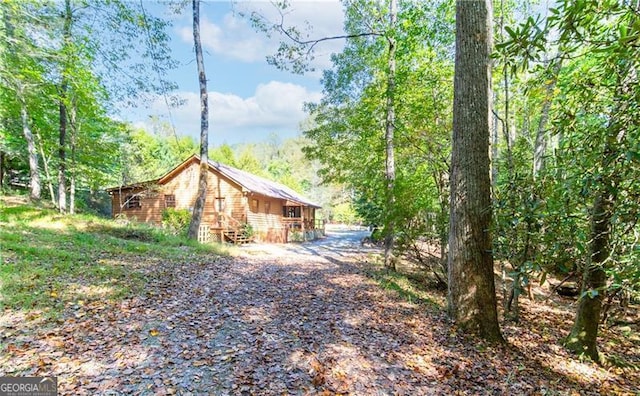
[282,202,324,241]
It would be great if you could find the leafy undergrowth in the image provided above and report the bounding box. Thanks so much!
[372,256,640,395]
[1,209,638,395]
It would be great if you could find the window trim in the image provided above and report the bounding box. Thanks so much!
[164,194,176,208]
[125,194,141,210]
[283,205,301,218]
[215,197,226,212]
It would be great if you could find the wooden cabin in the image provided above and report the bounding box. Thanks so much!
[106,155,323,243]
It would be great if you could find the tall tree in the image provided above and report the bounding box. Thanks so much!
[383,0,398,270]
[56,0,72,213]
[257,1,456,266]
[1,1,42,200]
[491,0,541,322]
[447,0,503,343]
[19,93,41,201]
[56,1,176,203]
[187,0,209,240]
[301,1,454,272]
[532,57,561,179]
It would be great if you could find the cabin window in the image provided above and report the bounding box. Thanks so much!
[164,194,176,208]
[283,206,301,218]
[216,197,226,212]
[251,199,259,211]
[125,195,141,209]
[265,201,271,213]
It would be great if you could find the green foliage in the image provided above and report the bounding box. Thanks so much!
[209,144,238,167]
[0,0,177,212]
[302,0,454,260]
[370,227,384,244]
[543,4,640,301]
[161,208,191,236]
[353,188,384,227]
[119,127,197,184]
[491,0,640,333]
[288,229,303,242]
[332,201,361,225]
[241,222,254,239]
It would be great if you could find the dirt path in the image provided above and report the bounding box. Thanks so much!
[4,229,629,394]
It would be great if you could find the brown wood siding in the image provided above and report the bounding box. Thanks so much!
[111,187,163,223]
[228,190,247,224]
[167,161,246,226]
[246,195,284,229]
[111,161,245,227]
[246,195,286,242]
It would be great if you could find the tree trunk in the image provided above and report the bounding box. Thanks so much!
[501,67,514,177]
[564,193,611,363]
[69,97,77,214]
[4,13,41,200]
[501,64,523,320]
[58,87,68,213]
[532,58,562,179]
[35,130,57,207]
[19,96,41,201]
[506,216,535,322]
[447,0,504,343]
[499,0,515,164]
[187,0,209,240]
[383,0,398,270]
[57,0,72,214]
[491,93,499,188]
[435,170,449,274]
[506,56,564,321]
[69,168,75,214]
[0,150,4,189]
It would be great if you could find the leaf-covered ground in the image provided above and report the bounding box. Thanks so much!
[2,223,638,394]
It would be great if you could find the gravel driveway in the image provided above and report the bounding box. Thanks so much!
[136,228,453,395]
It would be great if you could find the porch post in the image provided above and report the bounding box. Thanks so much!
[301,205,306,241]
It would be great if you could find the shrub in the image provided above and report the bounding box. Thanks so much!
[289,229,303,242]
[162,208,191,236]
[241,223,254,239]
[371,227,384,244]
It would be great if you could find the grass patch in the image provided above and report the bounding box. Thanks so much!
[0,202,227,318]
[362,256,443,308]
[374,270,441,307]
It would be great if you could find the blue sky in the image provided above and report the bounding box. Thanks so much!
[124,1,346,147]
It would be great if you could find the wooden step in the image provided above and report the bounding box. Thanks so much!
[222,229,252,244]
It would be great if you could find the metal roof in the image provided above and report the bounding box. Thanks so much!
[209,159,321,208]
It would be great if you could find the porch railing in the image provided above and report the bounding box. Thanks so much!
[282,217,319,230]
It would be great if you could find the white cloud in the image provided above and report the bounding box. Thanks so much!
[141,81,322,144]
[178,14,269,63]
[178,1,345,71]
